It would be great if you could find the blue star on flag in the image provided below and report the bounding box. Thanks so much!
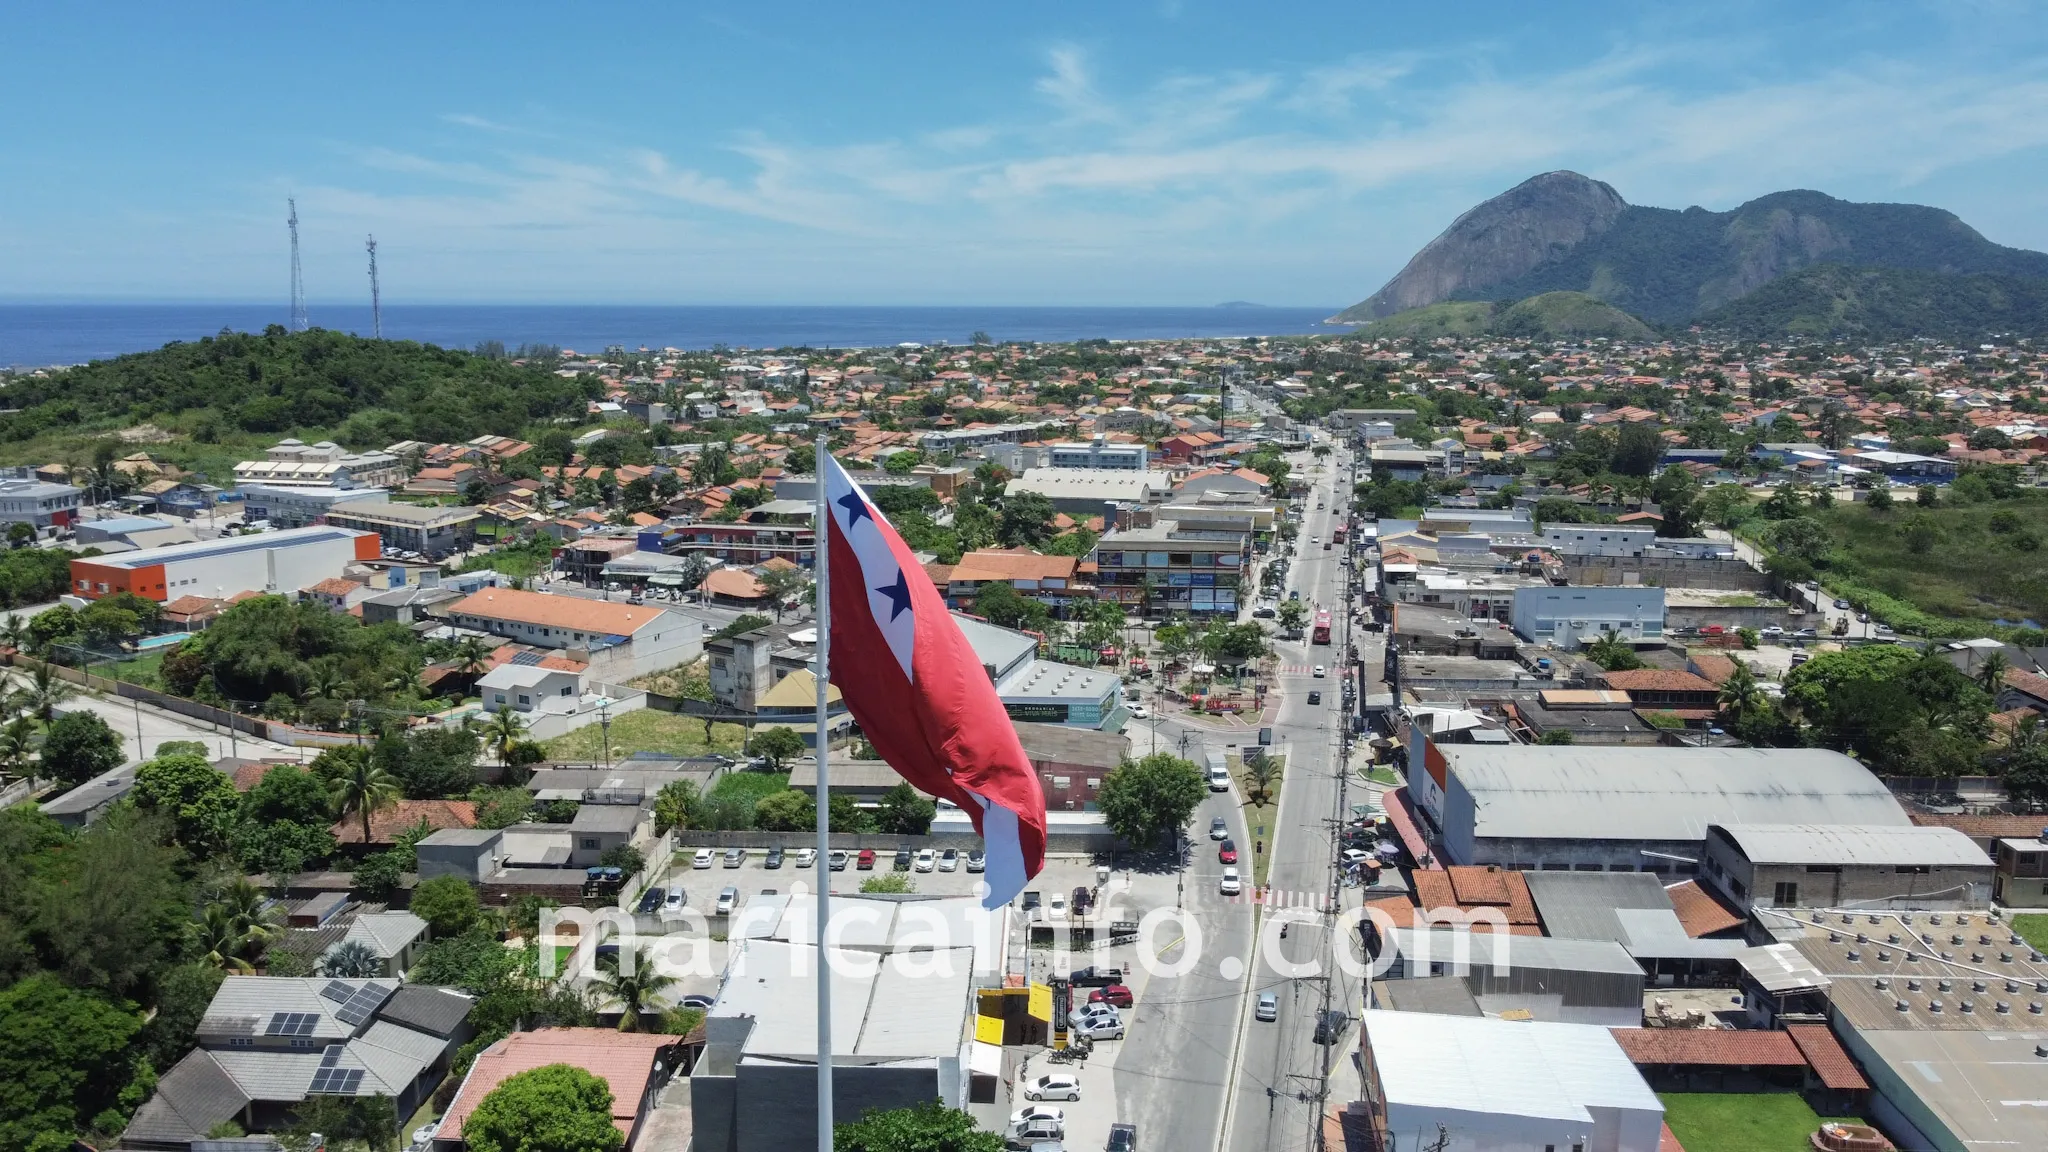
[837,491,873,528]
[874,569,913,621]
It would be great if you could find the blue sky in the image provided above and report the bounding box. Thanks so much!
[5,1,2048,306]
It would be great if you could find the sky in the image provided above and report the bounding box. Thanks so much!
[4,1,2048,307]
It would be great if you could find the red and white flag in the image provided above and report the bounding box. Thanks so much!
[821,454,1046,907]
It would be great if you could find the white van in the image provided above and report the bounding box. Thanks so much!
[1208,767,1231,792]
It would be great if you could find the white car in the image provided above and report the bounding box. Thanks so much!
[692,848,715,869]
[1009,1105,1065,1129]
[1023,1073,1082,1102]
[1220,866,1242,896]
[1256,992,1279,1021]
[1012,1117,1065,1144]
[1047,895,1068,918]
[1312,665,1326,678]
[794,848,817,868]
[938,848,959,872]
[1128,704,1150,719]
[914,848,936,872]
[662,888,684,914]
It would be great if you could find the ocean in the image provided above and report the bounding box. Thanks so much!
[0,303,1349,368]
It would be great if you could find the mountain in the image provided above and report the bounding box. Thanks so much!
[1334,174,2048,326]
[1357,291,1655,342]
[1336,172,1627,321]
[1696,264,2048,342]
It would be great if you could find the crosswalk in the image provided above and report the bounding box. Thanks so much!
[1275,664,1319,676]
[1221,888,1327,909]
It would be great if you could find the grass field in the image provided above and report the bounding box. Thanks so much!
[708,769,791,806]
[1659,1093,1866,1152]
[541,708,748,762]
[1815,494,2048,630]
[2014,914,2048,954]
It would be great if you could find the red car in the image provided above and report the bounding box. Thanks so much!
[1089,984,1134,1008]
[856,849,877,870]
[1218,839,1238,865]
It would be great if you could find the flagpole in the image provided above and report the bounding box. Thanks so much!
[812,433,835,1152]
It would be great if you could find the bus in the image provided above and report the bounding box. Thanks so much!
[1332,524,1348,545]
[1312,607,1333,645]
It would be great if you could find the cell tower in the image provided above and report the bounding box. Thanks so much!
[288,198,308,331]
[365,235,382,339]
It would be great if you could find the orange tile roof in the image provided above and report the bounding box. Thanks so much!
[1599,669,1718,693]
[944,549,1080,584]
[1689,653,1738,685]
[330,798,478,845]
[1788,1025,1870,1090]
[1411,867,1540,927]
[1609,1027,1805,1067]
[1664,880,1746,937]
[440,1028,675,1141]
[446,587,670,636]
[701,567,767,600]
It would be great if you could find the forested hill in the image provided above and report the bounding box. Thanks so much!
[1695,264,2048,342]
[0,327,599,447]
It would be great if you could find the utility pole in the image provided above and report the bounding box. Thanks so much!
[288,198,307,331]
[365,235,382,339]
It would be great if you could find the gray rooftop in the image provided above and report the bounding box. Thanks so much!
[1444,746,1908,844]
[1855,1030,2048,1150]
[1015,721,1129,771]
[714,937,974,1058]
[1386,928,1645,977]
[338,910,427,959]
[324,500,479,526]
[373,984,476,1037]
[1711,823,1990,867]
[569,804,643,833]
[1523,872,1675,943]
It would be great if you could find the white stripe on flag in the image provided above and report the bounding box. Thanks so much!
[973,794,1027,910]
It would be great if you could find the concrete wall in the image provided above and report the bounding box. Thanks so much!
[1703,832,1993,911]
[1562,555,1774,591]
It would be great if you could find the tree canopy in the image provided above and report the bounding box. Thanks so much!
[1097,754,1209,849]
[464,1064,624,1152]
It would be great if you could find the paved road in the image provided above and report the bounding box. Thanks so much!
[1223,440,1374,1152]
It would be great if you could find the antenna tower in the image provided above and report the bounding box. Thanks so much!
[365,235,382,339]
[288,199,308,331]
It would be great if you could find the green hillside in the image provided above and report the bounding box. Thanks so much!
[1357,292,1653,341]
[1697,264,2048,342]
[0,327,598,449]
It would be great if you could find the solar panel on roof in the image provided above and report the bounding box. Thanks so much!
[320,1044,345,1067]
[307,1067,364,1095]
[266,1011,317,1036]
[320,980,355,1005]
[334,983,392,1028]
[511,649,545,666]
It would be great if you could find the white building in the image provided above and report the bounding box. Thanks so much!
[0,477,84,528]
[1539,524,1659,557]
[477,663,585,713]
[237,483,389,528]
[442,587,700,681]
[233,439,405,489]
[1356,1011,1665,1152]
[1509,585,1665,649]
[69,525,378,603]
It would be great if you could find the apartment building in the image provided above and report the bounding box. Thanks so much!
[1090,517,1250,618]
[232,439,406,489]
[323,501,481,559]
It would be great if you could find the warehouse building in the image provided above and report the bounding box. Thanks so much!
[1701,823,1992,911]
[69,526,379,602]
[1407,743,1910,875]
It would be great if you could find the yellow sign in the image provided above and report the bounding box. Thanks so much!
[1027,982,1053,1022]
[975,1014,1006,1045]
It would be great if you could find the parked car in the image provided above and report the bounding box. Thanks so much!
[794,848,817,868]
[1047,895,1068,918]
[1009,1105,1064,1129]
[914,848,937,872]
[828,850,849,871]
[693,848,715,869]
[1088,984,1134,1008]
[1761,625,1785,638]
[764,846,785,870]
[1068,965,1125,987]
[1074,1016,1125,1040]
[1128,704,1151,719]
[680,993,716,1010]
[1219,839,1238,864]
[1256,993,1279,1022]
[715,887,739,915]
[636,886,665,914]
[1023,1074,1082,1102]
[894,846,913,871]
[1209,816,1229,840]
[1011,1117,1064,1144]
[1071,885,1093,914]
[722,847,745,868]
[663,888,685,914]
[1834,599,1852,610]
[1107,1122,1137,1152]
[1220,866,1242,896]
[966,850,986,873]
[1253,606,1275,619]
[856,848,877,870]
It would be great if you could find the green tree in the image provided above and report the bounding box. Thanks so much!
[36,710,124,787]
[14,663,76,725]
[875,782,935,835]
[1097,753,1208,849]
[410,875,482,938]
[588,947,677,1032]
[0,975,143,1152]
[752,788,816,831]
[972,581,1050,634]
[1865,486,1894,512]
[1716,660,1769,727]
[133,752,240,851]
[1612,422,1662,476]
[1916,484,1939,507]
[756,566,810,620]
[749,725,807,770]
[835,1101,1004,1152]
[242,763,332,825]
[860,872,916,894]
[481,707,530,766]
[325,747,402,846]
[1538,730,1575,745]
[1583,633,1643,672]
[996,492,1057,548]
[1276,598,1309,633]
[196,878,284,973]
[465,1064,624,1152]
[651,780,702,835]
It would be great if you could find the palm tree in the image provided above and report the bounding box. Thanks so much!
[482,706,528,765]
[320,940,385,978]
[13,664,74,725]
[1243,756,1283,806]
[1979,651,2011,696]
[2005,713,2045,755]
[200,878,285,973]
[454,636,493,679]
[0,715,37,779]
[588,947,677,1032]
[328,753,402,845]
[385,665,428,699]
[304,665,348,707]
[0,614,26,653]
[1717,660,1769,726]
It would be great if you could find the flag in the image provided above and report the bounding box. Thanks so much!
[820,454,1047,907]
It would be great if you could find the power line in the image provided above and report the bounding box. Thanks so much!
[288,198,308,331]
[365,235,382,339]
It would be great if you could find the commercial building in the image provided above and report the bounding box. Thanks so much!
[69,525,379,602]
[926,549,1090,613]
[954,612,1124,730]
[477,663,585,714]
[0,476,83,528]
[1004,467,1173,516]
[664,520,815,566]
[1994,833,2048,906]
[1373,929,1646,1027]
[323,501,481,559]
[1701,823,1992,911]
[1539,524,1660,557]
[233,439,406,489]
[1090,518,1250,618]
[1407,743,1911,874]
[237,483,389,528]
[917,419,1064,454]
[1045,435,1147,470]
[1509,585,1666,650]
[442,587,701,681]
[1354,1011,1666,1152]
